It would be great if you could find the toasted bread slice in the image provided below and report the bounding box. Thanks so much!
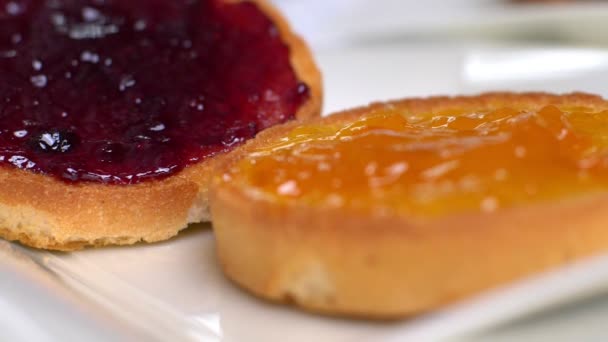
[0,0,321,251]
[210,92,608,318]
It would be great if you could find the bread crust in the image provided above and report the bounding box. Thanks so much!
[0,0,322,251]
[210,92,608,318]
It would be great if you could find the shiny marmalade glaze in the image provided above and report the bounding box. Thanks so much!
[230,105,608,215]
[0,0,309,184]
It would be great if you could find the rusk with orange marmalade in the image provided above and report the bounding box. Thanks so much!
[211,92,608,318]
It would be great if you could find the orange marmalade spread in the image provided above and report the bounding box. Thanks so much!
[228,105,608,215]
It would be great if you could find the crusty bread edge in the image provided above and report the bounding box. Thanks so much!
[210,92,608,318]
[0,0,322,251]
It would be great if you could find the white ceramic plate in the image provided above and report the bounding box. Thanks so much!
[273,0,608,50]
[9,42,608,341]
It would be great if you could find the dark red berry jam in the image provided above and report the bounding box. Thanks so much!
[0,0,309,184]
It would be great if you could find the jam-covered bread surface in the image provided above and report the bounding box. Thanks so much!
[0,0,321,250]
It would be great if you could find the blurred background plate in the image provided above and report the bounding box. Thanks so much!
[274,0,608,51]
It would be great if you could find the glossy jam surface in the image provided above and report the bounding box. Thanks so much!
[230,105,608,215]
[0,0,308,184]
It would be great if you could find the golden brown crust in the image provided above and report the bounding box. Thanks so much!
[0,0,322,251]
[210,92,608,318]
